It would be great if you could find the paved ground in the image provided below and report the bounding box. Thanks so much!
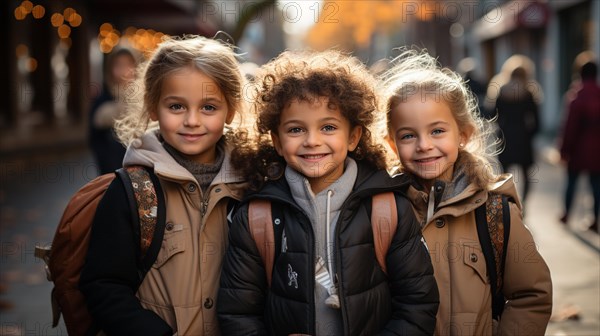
[0,139,598,335]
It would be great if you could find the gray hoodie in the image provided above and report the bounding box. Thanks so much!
[286,158,358,336]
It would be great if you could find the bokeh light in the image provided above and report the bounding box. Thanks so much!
[32,5,45,19]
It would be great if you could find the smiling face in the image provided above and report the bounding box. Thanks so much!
[150,67,234,164]
[271,97,362,194]
[388,94,466,189]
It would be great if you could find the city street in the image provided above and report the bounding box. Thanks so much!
[0,138,599,335]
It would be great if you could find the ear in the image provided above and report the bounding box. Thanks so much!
[460,126,474,147]
[149,109,159,122]
[225,108,235,125]
[348,125,363,151]
[271,132,283,156]
[385,134,397,154]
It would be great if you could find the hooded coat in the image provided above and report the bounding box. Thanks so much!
[405,153,552,336]
[217,161,439,336]
[80,130,246,335]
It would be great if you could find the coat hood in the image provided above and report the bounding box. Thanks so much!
[124,129,245,185]
[406,152,522,224]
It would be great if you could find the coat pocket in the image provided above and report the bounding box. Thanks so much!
[153,223,186,268]
[461,241,487,284]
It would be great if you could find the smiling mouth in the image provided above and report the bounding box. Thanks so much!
[300,154,328,160]
[414,157,440,163]
[180,133,205,140]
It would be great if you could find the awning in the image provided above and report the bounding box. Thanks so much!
[472,0,550,41]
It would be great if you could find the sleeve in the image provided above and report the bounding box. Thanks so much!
[527,92,540,135]
[560,95,580,161]
[380,195,439,336]
[79,177,173,336]
[217,204,269,335]
[497,202,552,336]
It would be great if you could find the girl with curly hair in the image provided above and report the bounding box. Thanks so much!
[80,35,248,335]
[382,49,552,335]
[218,50,439,335]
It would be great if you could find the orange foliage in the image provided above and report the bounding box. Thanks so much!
[306,0,441,51]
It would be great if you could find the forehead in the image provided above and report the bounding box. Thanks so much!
[282,97,344,120]
[161,67,223,97]
[391,95,456,127]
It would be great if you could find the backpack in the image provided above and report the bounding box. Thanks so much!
[248,192,511,320]
[34,166,166,336]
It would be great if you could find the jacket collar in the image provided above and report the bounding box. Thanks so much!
[245,160,410,206]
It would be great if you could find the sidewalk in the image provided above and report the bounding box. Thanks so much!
[525,139,600,335]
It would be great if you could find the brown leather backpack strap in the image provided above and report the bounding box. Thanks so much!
[371,192,397,274]
[249,199,275,287]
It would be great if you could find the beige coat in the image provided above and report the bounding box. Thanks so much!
[406,166,552,336]
[125,131,246,335]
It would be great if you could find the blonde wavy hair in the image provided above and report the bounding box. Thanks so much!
[115,35,245,145]
[231,49,391,190]
[381,48,499,189]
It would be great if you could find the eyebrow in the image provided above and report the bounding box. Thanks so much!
[394,121,450,135]
[161,95,224,103]
[280,116,343,127]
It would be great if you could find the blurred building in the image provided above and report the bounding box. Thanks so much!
[303,0,598,138]
[1,0,286,156]
[466,0,600,135]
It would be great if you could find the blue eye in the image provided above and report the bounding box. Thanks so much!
[432,129,445,135]
[287,127,303,134]
[322,124,337,132]
[400,133,415,140]
[203,105,217,112]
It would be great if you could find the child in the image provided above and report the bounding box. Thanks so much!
[80,35,248,335]
[89,48,137,175]
[382,49,552,335]
[218,50,439,335]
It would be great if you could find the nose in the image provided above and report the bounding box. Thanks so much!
[184,111,201,127]
[303,131,322,147]
[416,136,433,152]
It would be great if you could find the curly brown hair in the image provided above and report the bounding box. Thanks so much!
[231,49,389,190]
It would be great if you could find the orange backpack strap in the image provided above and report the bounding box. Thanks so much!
[248,199,275,287]
[371,192,397,274]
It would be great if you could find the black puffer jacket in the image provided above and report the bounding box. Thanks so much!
[217,164,439,335]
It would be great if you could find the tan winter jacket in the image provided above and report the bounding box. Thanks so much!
[405,157,552,336]
[126,130,246,335]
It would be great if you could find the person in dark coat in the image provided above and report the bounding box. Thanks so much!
[218,50,439,335]
[89,48,137,175]
[495,66,540,201]
[559,61,600,232]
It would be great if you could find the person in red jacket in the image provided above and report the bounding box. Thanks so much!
[559,60,600,232]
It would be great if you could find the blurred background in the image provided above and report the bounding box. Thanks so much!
[1,0,599,335]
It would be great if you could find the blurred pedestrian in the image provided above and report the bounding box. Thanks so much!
[89,48,137,175]
[559,60,600,232]
[457,57,488,118]
[494,64,541,202]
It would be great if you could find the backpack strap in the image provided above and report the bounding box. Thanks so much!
[248,199,275,287]
[248,192,398,286]
[475,193,511,320]
[116,166,166,279]
[371,192,397,275]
